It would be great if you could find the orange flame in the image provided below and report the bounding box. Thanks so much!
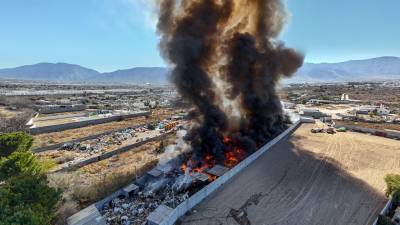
[179,135,248,182]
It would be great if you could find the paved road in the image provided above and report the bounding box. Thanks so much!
[181,124,399,225]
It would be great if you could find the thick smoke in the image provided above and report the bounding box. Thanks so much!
[157,0,303,165]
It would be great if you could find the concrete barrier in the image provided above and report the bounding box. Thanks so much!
[372,196,394,225]
[29,111,150,134]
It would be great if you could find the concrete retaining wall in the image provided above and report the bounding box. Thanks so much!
[38,105,87,114]
[161,120,301,225]
[54,132,170,173]
[29,111,150,135]
[372,196,394,225]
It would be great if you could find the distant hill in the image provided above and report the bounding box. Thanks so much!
[0,56,399,84]
[0,63,100,82]
[0,63,169,85]
[99,67,169,84]
[287,56,400,83]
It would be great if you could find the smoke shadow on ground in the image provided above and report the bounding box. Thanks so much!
[179,133,386,225]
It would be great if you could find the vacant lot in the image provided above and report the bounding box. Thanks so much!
[182,124,400,225]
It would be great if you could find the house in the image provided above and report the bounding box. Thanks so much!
[377,104,390,116]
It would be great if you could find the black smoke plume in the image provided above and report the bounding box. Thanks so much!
[157,0,304,165]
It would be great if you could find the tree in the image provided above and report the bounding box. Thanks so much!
[0,151,43,181]
[0,132,60,225]
[0,174,60,225]
[0,132,33,158]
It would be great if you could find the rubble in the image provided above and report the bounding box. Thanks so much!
[59,127,140,154]
[100,163,209,225]
[206,165,229,177]
[101,183,189,225]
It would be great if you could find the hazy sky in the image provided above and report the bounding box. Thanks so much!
[1,0,399,72]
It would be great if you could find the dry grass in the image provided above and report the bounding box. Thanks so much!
[54,200,80,225]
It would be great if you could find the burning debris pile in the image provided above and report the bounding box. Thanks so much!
[157,0,304,168]
[101,162,228,225]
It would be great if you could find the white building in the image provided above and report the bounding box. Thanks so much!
[376,104,390,116]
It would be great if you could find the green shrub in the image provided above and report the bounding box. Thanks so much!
[0,132,60,225]
[384,174,400,196]
[0,132,33,158]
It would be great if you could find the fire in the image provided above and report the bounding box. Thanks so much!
[180,163,187,173]
[223,147,246,168]
[180,135,248,181]
[180,154,217,181]
[222,135,247,168]
[223,136,232,144]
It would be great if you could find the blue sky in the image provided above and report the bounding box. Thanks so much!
[0,0,399,72]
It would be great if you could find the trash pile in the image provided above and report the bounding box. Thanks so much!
[100,163,216,225]
[59,127,143,154]
[102,187,188,225]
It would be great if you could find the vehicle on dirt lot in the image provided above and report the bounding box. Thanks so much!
[326,127,336,134]
[311,128,324,133]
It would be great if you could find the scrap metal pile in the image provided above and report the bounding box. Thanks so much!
[100,163,228,225]
[59,127,144,154]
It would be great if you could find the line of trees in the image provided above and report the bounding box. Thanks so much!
[0,132,60,225]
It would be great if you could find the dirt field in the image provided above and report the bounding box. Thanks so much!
[182,123,400,225]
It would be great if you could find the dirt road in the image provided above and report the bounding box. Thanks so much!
[182,124,400,225]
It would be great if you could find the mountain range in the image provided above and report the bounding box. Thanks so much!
[0,56,399,84]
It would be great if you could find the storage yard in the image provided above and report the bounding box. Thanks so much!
[32,108,181,148]
[37,123,177,172]
[181,123,400,225]
[48,137,176,208]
